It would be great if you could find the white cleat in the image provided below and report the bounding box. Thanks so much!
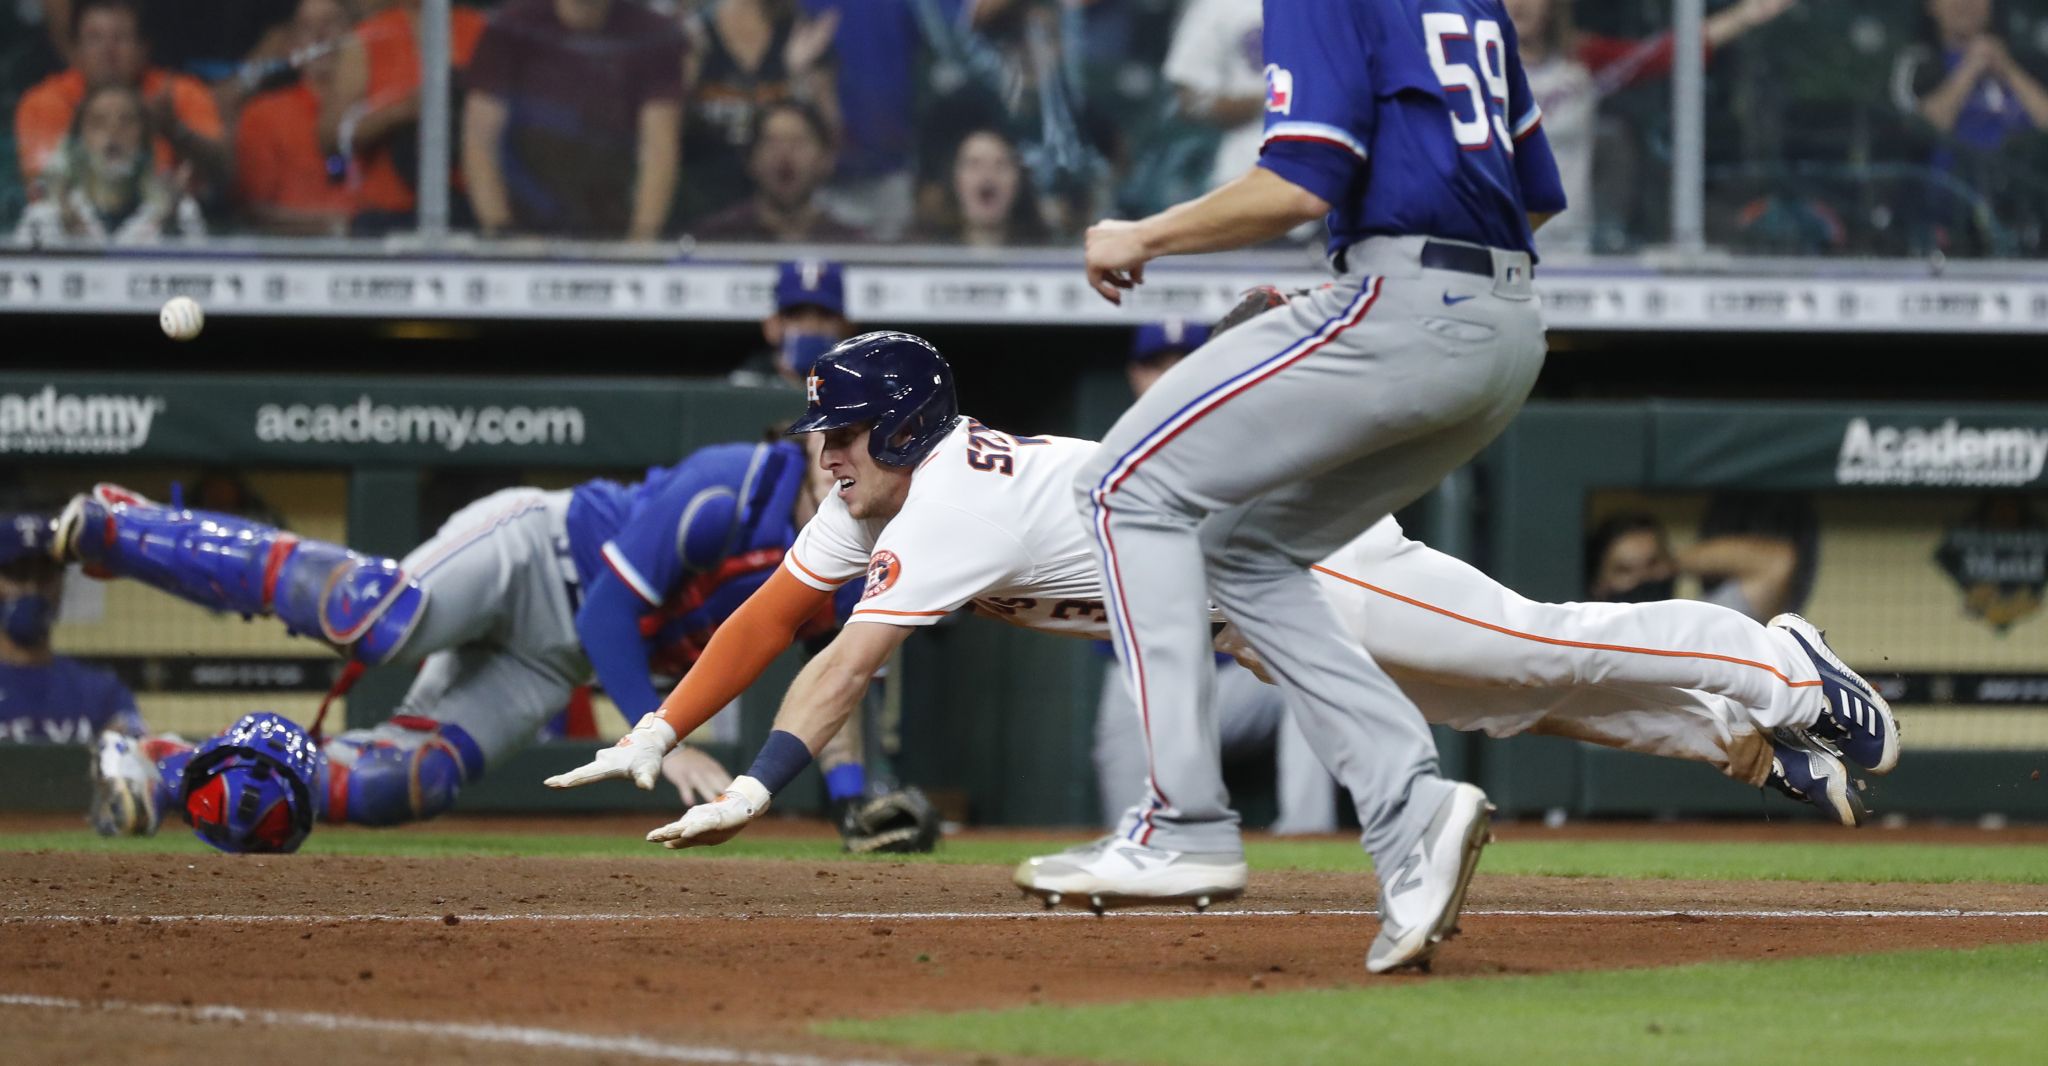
[88,730,160,838]
[1013,836,1247,913]
[1366,783,1495,975]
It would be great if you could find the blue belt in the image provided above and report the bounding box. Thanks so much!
[1419,240,1496,278]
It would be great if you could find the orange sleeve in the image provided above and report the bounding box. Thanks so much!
[233,104,276,204]
[453,8,488,66]
[656,567,833,739]
[14,83,68,183]
[171,76,224,139]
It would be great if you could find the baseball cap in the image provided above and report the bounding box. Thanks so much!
[0,512,57,573]
[774,260,845,316]
[1130,319,1210,364]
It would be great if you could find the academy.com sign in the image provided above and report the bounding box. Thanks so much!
[1837,417,2048,486]
[0,385,164,454]
[255,395,586,453]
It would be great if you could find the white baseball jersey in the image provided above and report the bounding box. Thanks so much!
[786,418,1148,637]
[782,415,1818,789]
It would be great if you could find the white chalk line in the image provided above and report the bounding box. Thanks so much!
[0,993,901,1066]
[8,907,2048,923]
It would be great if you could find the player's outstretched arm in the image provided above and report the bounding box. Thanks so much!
[1085,168,1329,304]
[647,621,913,849]
[543,568,832,791]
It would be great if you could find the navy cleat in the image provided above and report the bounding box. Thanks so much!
[1771,614,1899,775]
[1766,731,1864,828]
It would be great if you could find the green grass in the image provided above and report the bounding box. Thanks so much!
[819,942,2048,1066]
[7,828,2048,884]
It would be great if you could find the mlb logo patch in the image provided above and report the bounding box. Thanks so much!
[1264,64,1293,115]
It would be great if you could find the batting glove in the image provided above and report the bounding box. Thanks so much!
[647,775,771,849]
[543,713,677,791]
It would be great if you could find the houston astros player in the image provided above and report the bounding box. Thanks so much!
[547,332,1899,950]
[54,437,857,850]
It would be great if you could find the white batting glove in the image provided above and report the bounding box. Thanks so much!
[661,744,734,806]
[543,713,677,791]
[647,775,771,849]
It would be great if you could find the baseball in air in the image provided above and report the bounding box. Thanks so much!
[159,296,204,341]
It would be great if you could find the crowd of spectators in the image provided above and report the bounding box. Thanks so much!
[1,0,2044,256]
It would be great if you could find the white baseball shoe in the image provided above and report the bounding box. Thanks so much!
[1013,836,1247,914]
[88,730,161,837]
[1366,782,1495,974]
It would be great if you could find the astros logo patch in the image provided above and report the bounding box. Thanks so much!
[806,373,822,404]
[862,551,901,600]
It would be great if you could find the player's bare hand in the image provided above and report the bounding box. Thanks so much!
[647,775,771,849]
[1084,219,1151,305]
[661,743,733,806]
[543,713,677,791]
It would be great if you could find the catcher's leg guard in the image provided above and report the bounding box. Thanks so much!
[60,484,425,665]
[320,719,486,826]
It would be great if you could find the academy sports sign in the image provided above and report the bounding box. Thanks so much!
[0,385,164,454]
[1837,417,2048,487]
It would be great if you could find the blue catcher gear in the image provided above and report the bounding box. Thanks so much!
[181,712,323,854]
[322,717,486,826]
[56,484,425,665]
[786,331,958,467]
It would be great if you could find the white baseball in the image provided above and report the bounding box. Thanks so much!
[160,296,204,341]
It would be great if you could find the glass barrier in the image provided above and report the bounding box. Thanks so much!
[1,0,2042,261]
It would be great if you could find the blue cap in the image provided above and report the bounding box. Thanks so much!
[1130,319,1210,364]
[0,513,56,569]
[774,260,845,316]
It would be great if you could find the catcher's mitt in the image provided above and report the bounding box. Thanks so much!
[834,786,941,854]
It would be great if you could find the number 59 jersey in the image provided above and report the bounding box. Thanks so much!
[1257,0,1567,260]
[784,418,1125,638]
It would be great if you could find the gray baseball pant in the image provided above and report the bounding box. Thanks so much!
[331,488,588,766]
[1076,235,1547,871]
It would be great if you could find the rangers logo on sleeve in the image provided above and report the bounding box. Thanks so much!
[861,550,901,600]
[1264,64,1293,115]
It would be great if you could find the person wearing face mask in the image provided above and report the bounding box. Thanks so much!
[0,512,145,746]
[14,82,205,243]
[1584,510,1802,622]
[728,259,857,390]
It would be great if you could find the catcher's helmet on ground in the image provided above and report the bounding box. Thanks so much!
[180,712,323,854]
[785,331,958,467]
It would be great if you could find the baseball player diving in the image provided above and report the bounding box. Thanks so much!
[545,330,1899,969]
[54,437,934,855]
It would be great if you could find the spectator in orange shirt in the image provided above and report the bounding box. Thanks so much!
[319,0,486,234]
[235,0,357,236]
[15,83,206,243]
[15,0,228,191]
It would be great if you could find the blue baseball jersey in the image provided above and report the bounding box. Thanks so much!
[1257,0,1566,259]
[0,658,144,744]
[565,441,853,720]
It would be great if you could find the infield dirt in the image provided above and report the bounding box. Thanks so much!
[5,817,2048,1065]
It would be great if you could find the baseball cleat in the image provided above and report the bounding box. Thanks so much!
[1766,730,1864,828]
[1770,614,1899,775]
[1013,836,1247,913]
[88,730,161,837]
[1366,782,1494,975]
